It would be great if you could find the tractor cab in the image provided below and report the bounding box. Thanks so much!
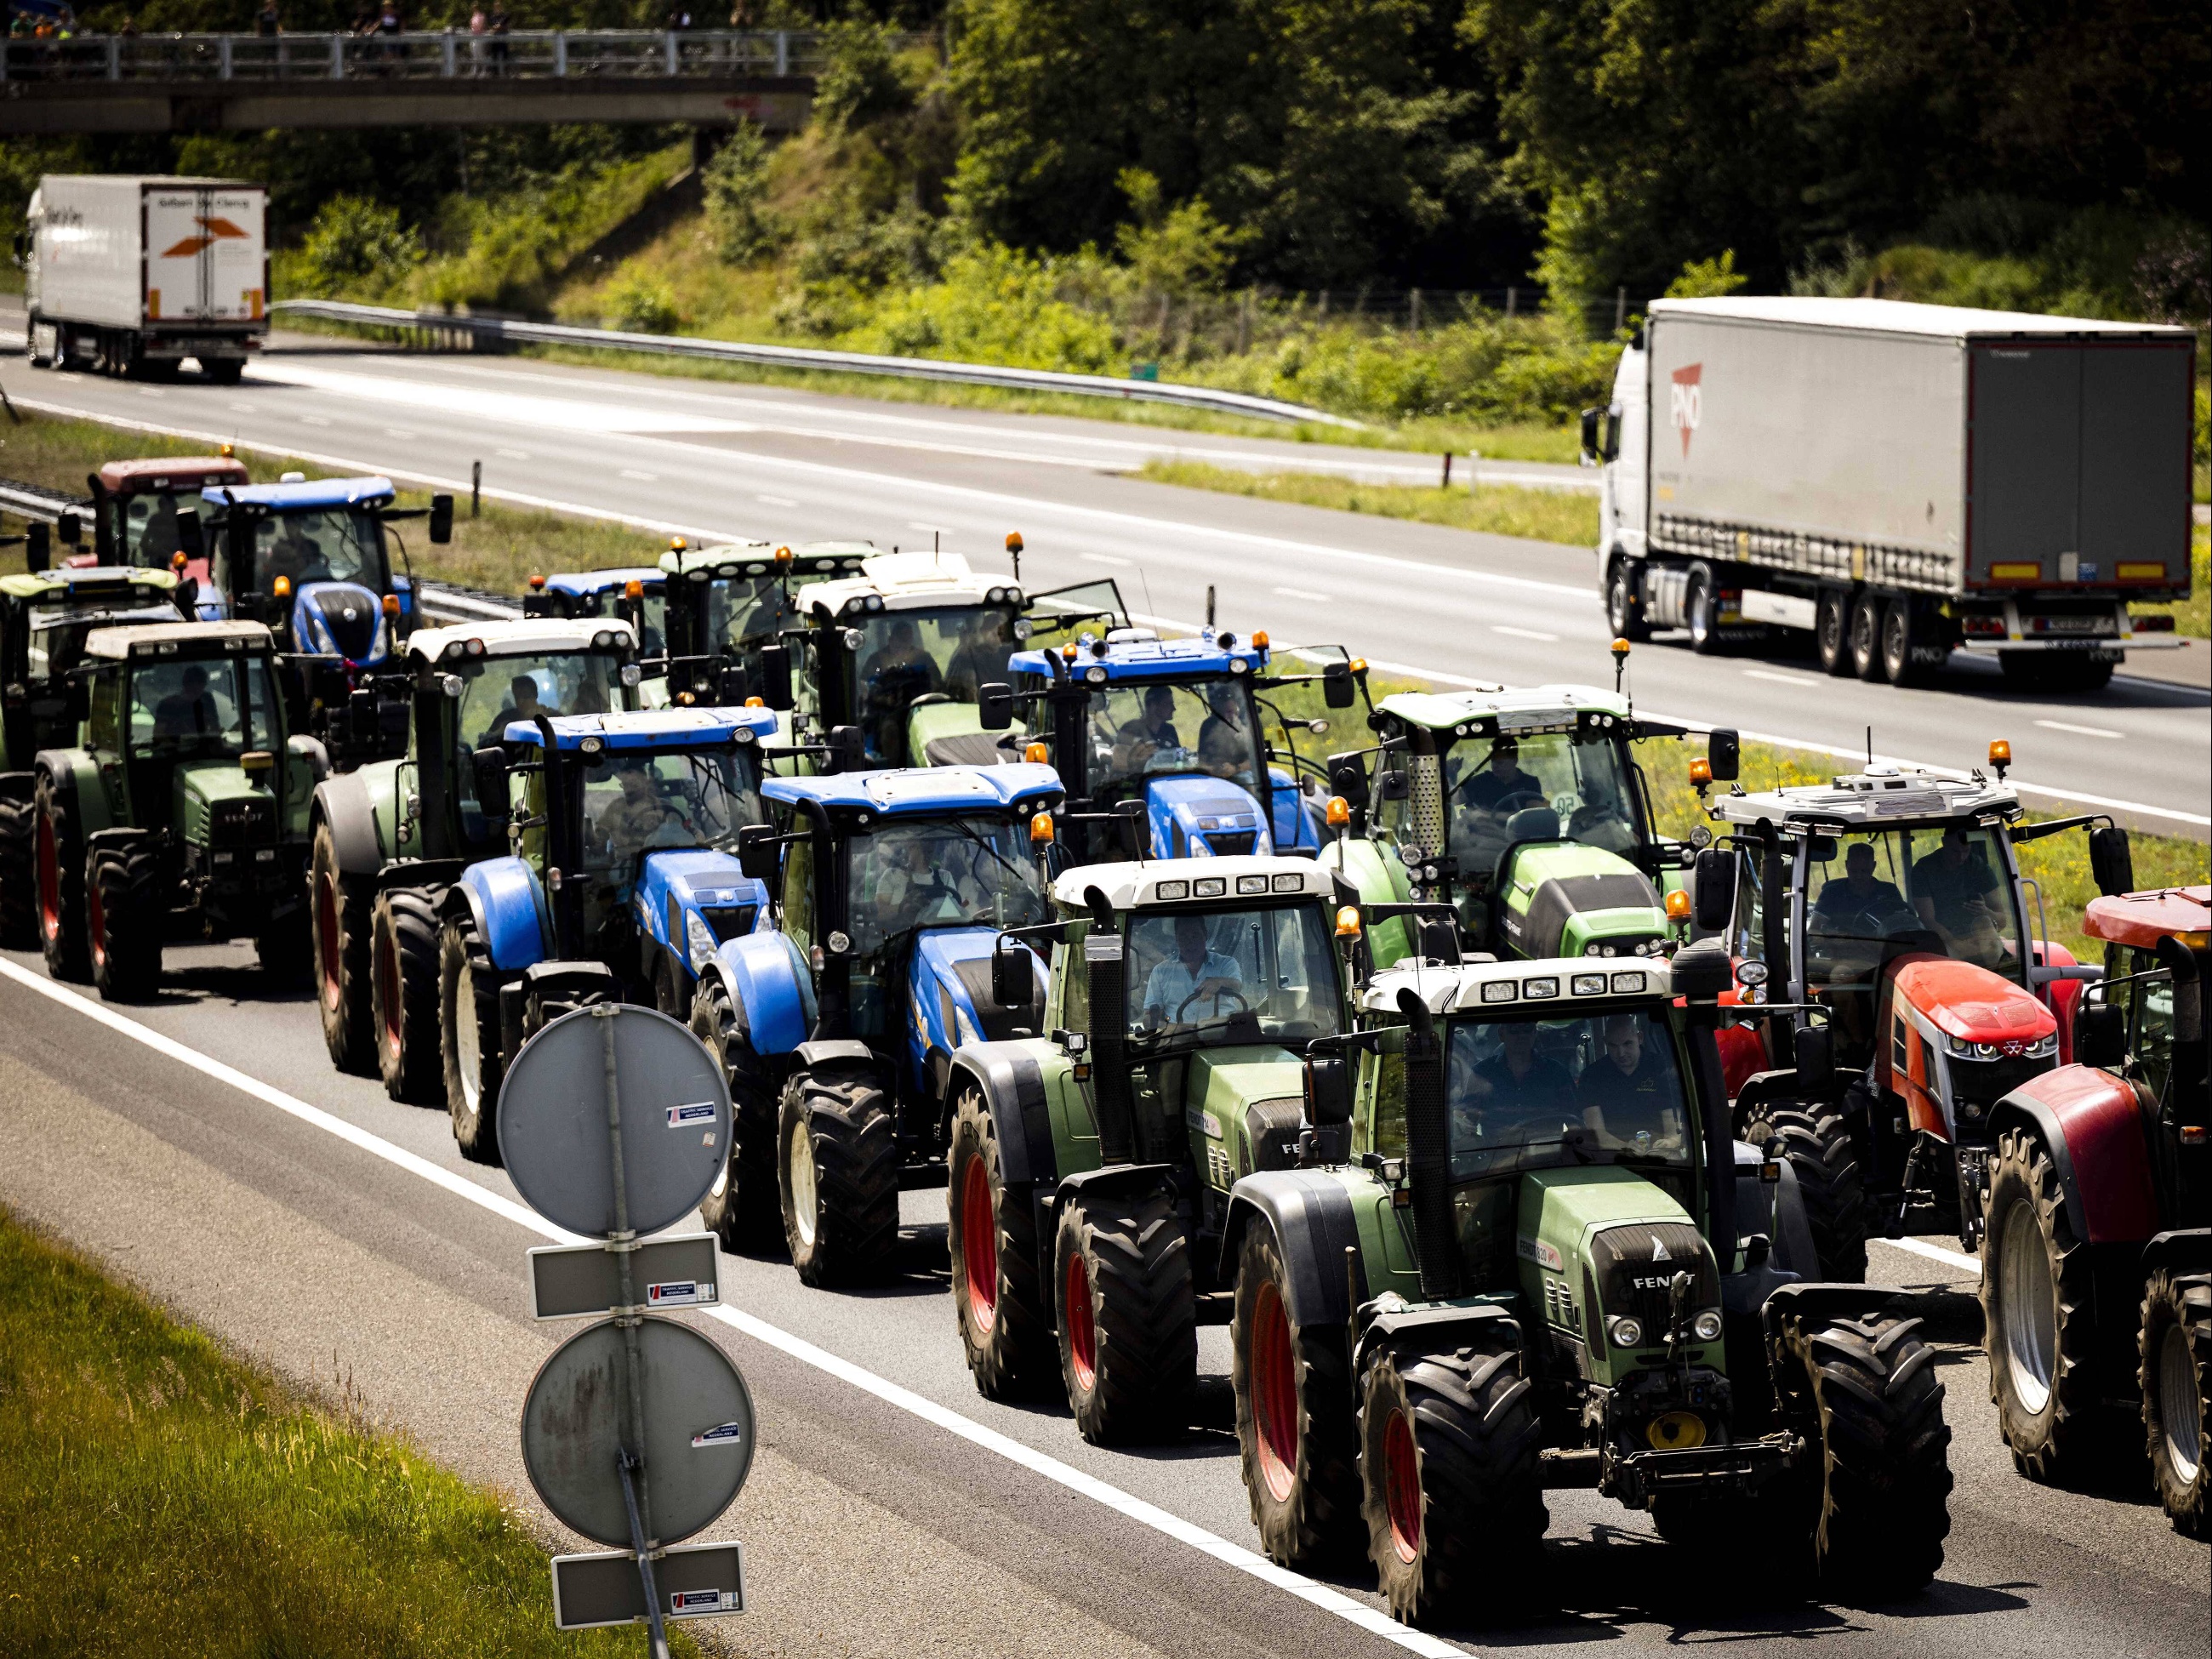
[1330,685,1691,966]
[989,625,1366,862]
[524,566,667,658]
[3,564,181,770]
[656,539,872,707]
[79,454,250,570]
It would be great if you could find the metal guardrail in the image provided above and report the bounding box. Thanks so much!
[0,476,88,526]
[274,299,1363,429]
[0,27,850,84]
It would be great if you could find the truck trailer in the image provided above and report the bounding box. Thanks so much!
[22,174,269,383]
[1588,298,2195,691]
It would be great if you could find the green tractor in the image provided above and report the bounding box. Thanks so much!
[1325,683,1699,969]
[2,548,183,947]
[944,854,1357,1441]
[1217,941,1953,1622]
[31,619,313,998]
[654,537,874,708]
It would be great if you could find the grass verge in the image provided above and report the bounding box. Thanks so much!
[0,1205,700,1658]
[2135,522,2209,639]
[1136,459,1598,547]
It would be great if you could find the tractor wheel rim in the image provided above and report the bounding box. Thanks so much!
[2159,1320,2203,1484]
[455,967,483,1114]
[316,869,342,1009]
[1383,1408,1422,1565]
[379,929,402,1055]
[787,1120,818,1249]
[1998,1198,2056,1415]
[1064,1251,1097,1394]
[37,812,59,940]
[1251,1280,1298,1502]
[960,1155,999,1335]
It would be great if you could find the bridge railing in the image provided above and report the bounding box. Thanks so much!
[0,28,855,84]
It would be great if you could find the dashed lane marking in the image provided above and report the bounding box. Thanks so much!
[2034,719,2124,740]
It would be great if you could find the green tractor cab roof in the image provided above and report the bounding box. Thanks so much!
[3,565,178,602]
[804,551,1023,619]
[408,617,636,668]
[501,707,780,750]
[1361,953,1675,1016]
[658,539,876,580]
[85,619,273,659]
[1376,682,1668,738]
[1708,764,2022,830]
[1052,855,1338,912]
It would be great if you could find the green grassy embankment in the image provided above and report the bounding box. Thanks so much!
[0,1206,702,1658]
[1135,459,1599,546]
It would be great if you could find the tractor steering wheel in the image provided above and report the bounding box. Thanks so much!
[1176,985,1250,1022]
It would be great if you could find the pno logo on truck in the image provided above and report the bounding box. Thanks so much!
[1669,364,1702,458]
[160,217,253,259]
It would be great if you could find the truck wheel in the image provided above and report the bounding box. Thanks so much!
[440,915,505,1166]
[1849,593,1885,681]
[86,835,162,1001]
[1739,1097,1867,1281]
[1055,1185,1196,1445]
[0,786,37,949]
[1979,1130,2101,1479]
[1880,597,1930,687]
[689,976,784,1254]
[948,1087,1054,1399]
[1786,1311,1952,1596]
[1361,1333,1547,1625]
[2000,653,2116,693]
[1685,566,1725,655]
[34,774,89,983]
[778,1067,900,1286]
[1232,1222,1361,1565]
[311,822,373,1074]
[1605,562,1650,642]
[203,358,245,385]
[372,888,444,1105]
[2139,1268,2209,1537]
[1816,590,1855,676]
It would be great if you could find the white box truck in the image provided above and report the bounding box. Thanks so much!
[1586,297,2195,691]
[22,174,268,385]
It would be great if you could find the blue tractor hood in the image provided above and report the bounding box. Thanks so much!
[634,848,774,977]
[293,579,391,668]
[907,925,1047,1076]
[1145,772,1273,858]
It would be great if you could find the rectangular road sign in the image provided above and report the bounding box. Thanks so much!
[551,1542,746,1629]
[528,1233,721,1320]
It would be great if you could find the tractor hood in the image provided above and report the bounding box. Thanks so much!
[1889,955,2055,1046]
[1500,840,1667,960]
[293,580,391,669]
[175,761,280,847]
[1520,1167,1719,1382]
[910,698,1022,769]
[633,849,770,975]
[1186,1046,1308,1173]
[912,926,1045,1050]
[1147,773,1273,858]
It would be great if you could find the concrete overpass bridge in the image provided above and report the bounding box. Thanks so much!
[0,28,850,134]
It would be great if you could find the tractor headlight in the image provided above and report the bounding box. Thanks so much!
[1691,1310,1725,1343]
[2023,1033,2057,1059]
[1608,1316,1644,1349]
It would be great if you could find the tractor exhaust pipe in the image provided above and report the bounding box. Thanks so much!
[1396,986,1462,1302]
[1083,885,1136,1166]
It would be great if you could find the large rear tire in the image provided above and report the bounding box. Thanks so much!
[1816,589,1855,677]
[947,1087,1053,1399]
[1605,561,1650,643]
[1232,1222,1361,1566]
[87,835,162,1001]
[35,773,89,983]
[1850,592,1885,681]
[1054,1186,1196,1445]
[689,975,784,1254]
[1360,1332,1547,1626]
[1739,1096,1867,1282]
[1979,1129,2102,1480]
[778,1066,900,1286]
[1685,565,1724,655]
[2140,1267,2210,1537]
[439,915,505,1165]
[372,887,444,1105]
[1881,596,1932,687]
[0,785,37,949]
[311,820,373,1074]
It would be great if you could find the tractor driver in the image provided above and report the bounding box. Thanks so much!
[1195,684,1253,783]
[1577,1014,1684,1154]
[858,619,940,762]
[151,663,219,741]
[1453,1020,1573,1143]
[1815,841,1914,939]
[1911,824,2008,964]
[261,517,326,591]
[597,762,688,866]
[1112,685,1183,777]
[137,493,191,569]
[943,611,1011,702]
[1463,736,1543,817]
[481,673,552,749]
[1142,915,1243,1029]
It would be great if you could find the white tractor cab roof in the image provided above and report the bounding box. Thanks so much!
[1052,855,1338,913]
[84,619,272,659]
[1707,764,2023,831]
[1375,682,1644,734]
[658,539,875,581]
[1361,955,1674,1017]
[406,617,636,666]
[805,550,1023,620]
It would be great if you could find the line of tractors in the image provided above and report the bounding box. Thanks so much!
[3,447,2203,1627]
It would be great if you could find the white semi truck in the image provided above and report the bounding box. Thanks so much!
[22,174,269,384]
[1586,297,2195,691]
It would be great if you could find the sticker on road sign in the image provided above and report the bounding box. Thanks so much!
[691,1421,747,1449]
[672,1588,742,1616]
[647,1279,713,1307]
[667,1102,717,1126]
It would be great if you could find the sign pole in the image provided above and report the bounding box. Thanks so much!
[620,1449,674,1659]
[597,1006,666,1651]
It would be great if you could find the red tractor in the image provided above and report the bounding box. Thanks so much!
[1979,885,2209,1536]
[1687,739,2120,1281]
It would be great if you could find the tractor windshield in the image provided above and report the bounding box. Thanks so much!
[466,653,629,750]
[573,746,764,891]
[562,587,666,658]
[27,604,174,681]
[1082,677,1263,801]
[112,491,218,573]
[125,653,280,760]
[851,606,1023,767]
[1124,903,1343,1051]
[704,570,836,655]
[846,814,1050,958]
[234,509,390,598]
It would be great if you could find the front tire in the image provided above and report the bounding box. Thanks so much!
[0,785,37,949]
[947,1088,1053,1399]
[372,887,444,1104]
[1685,565,1724,655]
[1605,561,1650,642]
[439,915,505,1165]
[1360,1332,1547,1626]
[1881,596,1931,687]
[689,976,784,1254]
[1232,1222,1361,1565]
[1054,1186,1196,1445]
[1979,1129,2101,1480]
[1849,592,1884,681]
[1739,1096,1867,1282]
[1816,589,1855,676]
[311,821,373,1074]
[87,835,162,1001]
[2140,1267,2209,1537]
[35,773,89,983]
[778,1066,900,1286]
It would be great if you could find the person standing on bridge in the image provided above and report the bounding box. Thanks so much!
[255,0,278,36]
[468,3,485,74]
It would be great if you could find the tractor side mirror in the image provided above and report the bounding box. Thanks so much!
[715,665,749,707]
[1707,727,1740,784]
[23,521,49,574]
[1672,938,1733,1006]
[2089,825,2134,898]
[1692,847,1736,933]
[1793,1023,1834,1098]
[989,938,1034,1009]
[2074,998,2125,1069]
[59,510,83,548]
[825,724,864,774]
[1304,1053,1353,1126]
[1327,755,1369,810]
[755,645,793,712]
[977,681,1014,731]
[427,494,454,544]
[1322,661,1355,709]
[348,686,380,743]
[471,747,511,820]
[1377,767,1411,802]
[735,823,781,884]
[172,574,200,619]
[63,676,89,723]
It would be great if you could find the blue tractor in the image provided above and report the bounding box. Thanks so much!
[981,625,1367,863]
[432,705,782,1164]
[523,565,668,661]
[690,762,1065,1283]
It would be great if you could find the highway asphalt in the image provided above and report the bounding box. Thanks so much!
[0,339,2205,839]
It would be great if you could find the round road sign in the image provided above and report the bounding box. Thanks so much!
[521,1315,756,1549]
[498,1004,732,1240]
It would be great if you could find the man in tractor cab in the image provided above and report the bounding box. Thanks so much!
[1462,734,1544,816]
[1912,823,2007,962]
[1816,840,1913,933]
[151,663,219,740]
[137,493,192,569]
[261,516,325,590]
[598,761,690,864]
[1579,1012,1689,1152]
[1452,1020,1574,1141]
[858,619,942,761]
[1141,914,1245,1030]
[1113,684,1183,774]
[480,672,552,749]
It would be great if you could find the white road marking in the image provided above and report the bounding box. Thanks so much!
[301,414,330,426]
[1492,625,1559,642]
[620,468,659,482]
[1273,586,1332,602]
[908,520,955,535]
[0,956,1464,1659]
[498,448,532,459]
[229,402,255,413]
[755,493,796,507]
[1743,669,1816,687]
[2035,719,2124,740]
[1879,1237,1982,1277]
[385,427,417,440]
[138,387,166,397]
[1083,552,1133,567]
